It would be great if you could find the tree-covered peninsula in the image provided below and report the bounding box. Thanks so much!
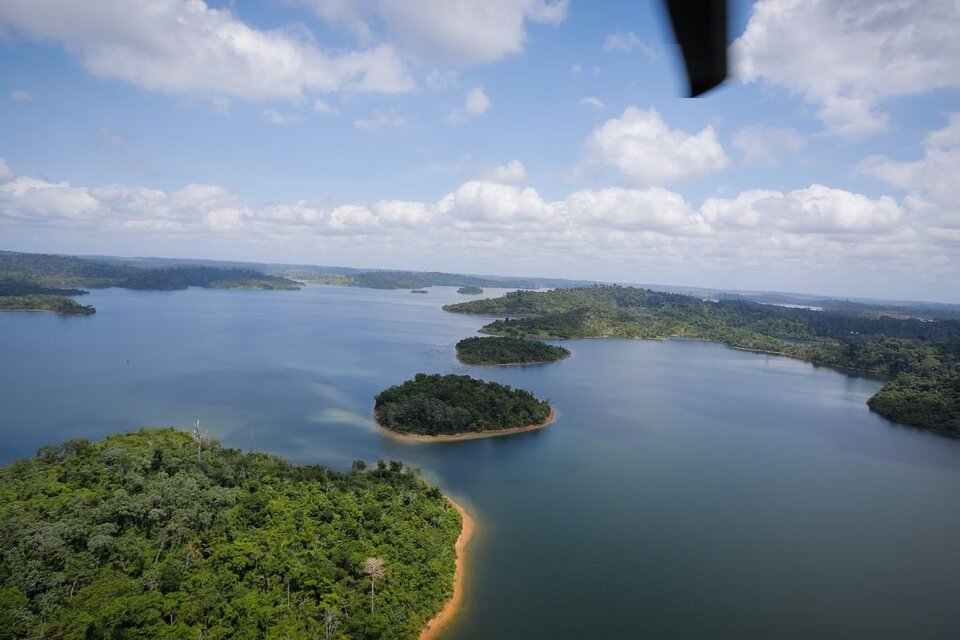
[456,336,570,366]
[444,285,960,437]
[0,429,461,640]
[375,373,553,437]
[0,251,300,315]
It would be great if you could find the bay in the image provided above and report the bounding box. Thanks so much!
[1,284,959,639]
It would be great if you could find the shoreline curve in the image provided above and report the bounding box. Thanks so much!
[419,496,474,640]
[375,410,556,443]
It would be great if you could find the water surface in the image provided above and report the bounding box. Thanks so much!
[1,285,958,639]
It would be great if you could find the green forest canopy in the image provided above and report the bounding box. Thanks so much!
[375,373,552,436]
[456,336,570,365]
[444,285,960,437]
[0,429,460,640]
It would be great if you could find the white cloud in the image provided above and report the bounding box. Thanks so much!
[447,86,491,124]
[9,89,33,102]
[353,110,413,131]
[0,0,414,101]
[308,0,569,67]
[0,158,11,180]
[702,185,902,234]
[263,110,301,125]
[860,114,960,242]
[733,0,960,138]
[2,168,954,298]
[585,107,728,185]
[312,99,337,115]
[579,96,604,109]
[480,160,527,183]
[732,125,805,166]
[603,32,658,59]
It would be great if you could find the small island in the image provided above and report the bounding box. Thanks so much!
[456,336,570,365]
[456,285,484,295]
[375,373,554,439]
[411,289,429,294]
[0,429,463,640]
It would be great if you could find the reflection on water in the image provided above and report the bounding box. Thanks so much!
[2,284,959,639]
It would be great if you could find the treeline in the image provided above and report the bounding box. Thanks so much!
[0,429,460,640]
[307,269,583,291]
[375,373,552,436]
[456,286,484,295]
[456,337,570,365]
[445,285,960,436]
[0,252,301,315]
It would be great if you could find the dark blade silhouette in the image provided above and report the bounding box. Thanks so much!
[664,0,728,97]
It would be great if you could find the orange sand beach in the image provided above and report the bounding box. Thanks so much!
[419,497,474,640]
[375,410,556,443]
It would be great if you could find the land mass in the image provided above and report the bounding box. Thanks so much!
[456,336,570,366]
[444,285,960,437]
[0,429,461,640]
[374,373,553,437]
[0,251,300,314]
[456,286,484,295]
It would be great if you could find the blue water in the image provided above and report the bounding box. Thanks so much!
[2,285,959,638]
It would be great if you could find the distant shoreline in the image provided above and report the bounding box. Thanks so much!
[375,409,556,442]
[418,497,474,640]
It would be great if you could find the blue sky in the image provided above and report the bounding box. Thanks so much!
[1,0,958,301]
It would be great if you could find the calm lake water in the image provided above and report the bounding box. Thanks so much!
[2,285,959,639]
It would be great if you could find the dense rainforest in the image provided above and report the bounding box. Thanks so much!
[0,429,460,640]
[375,373,552,436]
[0,252,300,314]
[444,286,960,437]
[456,336,570,365]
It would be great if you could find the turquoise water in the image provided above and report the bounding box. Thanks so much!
[2,285,959,638]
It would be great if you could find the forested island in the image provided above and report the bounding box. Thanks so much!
[0,429,462,640]
[411,289,429,294]
[456,286,484,295]
[374,373,553,438]
[0,251,300,315]
[456,336,570,366]
[444,286,960,437]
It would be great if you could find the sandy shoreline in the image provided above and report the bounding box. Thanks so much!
[419,497,474,640]
[375,410,556,443]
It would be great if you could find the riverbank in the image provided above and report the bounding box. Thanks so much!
[419,497,474,640]
[376,410,556,442]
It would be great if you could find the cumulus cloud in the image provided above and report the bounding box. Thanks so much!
[263,110,301,125]
[312,99,337,115]
[353,110,413,131]
[2,166,953,297]
[732,125,806,166]
[603,32,659,59]
[0,0,414,101]
[733,0,960,138]
[307,0,569,67]
[860,114,960,242]
[447,86,491,124]
[585,107,728,185]
[480,160,527,183]
[9,89,33,102]
[579,96,604,109]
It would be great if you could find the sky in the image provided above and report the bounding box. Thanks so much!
[0,0,958,302]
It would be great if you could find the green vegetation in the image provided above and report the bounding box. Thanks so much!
[456,286,484,295]
[445,285,960,436]
[0,252,300,314]
[0,294,95,315]
[303,269,580,291]
[456,336,570,365]
[375,373,552,436]
[0,429,460,640]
